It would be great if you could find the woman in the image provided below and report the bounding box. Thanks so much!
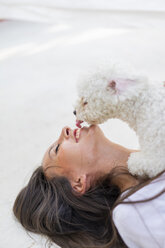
[13,125,165,248]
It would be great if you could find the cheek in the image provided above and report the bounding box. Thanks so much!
[59,143,82,169]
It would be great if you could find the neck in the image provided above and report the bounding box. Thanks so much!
[88,136,139,191]
[96,138,134,172]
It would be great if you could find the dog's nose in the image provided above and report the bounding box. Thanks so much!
[73,110,76,116]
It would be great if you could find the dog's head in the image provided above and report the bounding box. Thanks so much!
[74,78,118,126]
[74,64,146,127]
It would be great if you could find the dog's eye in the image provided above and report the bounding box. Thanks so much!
[83,101,88,106]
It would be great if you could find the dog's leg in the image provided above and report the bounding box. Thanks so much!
[127,152,164,178]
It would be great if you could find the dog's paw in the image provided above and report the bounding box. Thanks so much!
[128,152,164,177]
[127,152,146,176]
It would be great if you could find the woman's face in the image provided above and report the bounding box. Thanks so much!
[42,125,135,193]
[42,125,105,181]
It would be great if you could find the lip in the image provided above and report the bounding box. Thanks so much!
[73,128,81,143]
[73,125,93,143]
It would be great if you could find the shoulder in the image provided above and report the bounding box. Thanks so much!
[113,173,165,248]
[123,172,165,203]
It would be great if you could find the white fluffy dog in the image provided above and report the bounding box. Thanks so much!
[74,63,165,177]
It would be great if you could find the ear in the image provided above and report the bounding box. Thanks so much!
[71,175,87,194]
[107,78,136,95]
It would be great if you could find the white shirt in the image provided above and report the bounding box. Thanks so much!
[113,173,165,248]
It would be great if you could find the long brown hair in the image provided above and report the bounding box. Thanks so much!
[13,166,128,248]
[13,166,164,248]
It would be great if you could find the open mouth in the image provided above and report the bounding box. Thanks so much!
[73,128,81,142]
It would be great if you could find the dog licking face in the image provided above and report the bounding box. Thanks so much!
[74,63,165,177]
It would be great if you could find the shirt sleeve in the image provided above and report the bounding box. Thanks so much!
[113,175,165,248]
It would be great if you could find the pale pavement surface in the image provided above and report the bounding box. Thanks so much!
[0,1,165,247]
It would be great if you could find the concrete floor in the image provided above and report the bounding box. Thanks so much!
[0,6,165,247]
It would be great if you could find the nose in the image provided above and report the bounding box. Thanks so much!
[62,126,71,139]
[73,110,76,116]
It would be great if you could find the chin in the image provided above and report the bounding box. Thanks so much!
[89,124,101,133]
[89,124,98,129]
[81,125,101,137]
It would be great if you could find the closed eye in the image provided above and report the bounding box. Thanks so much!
[55,144,60,154]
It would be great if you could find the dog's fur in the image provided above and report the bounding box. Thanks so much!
[74,63,165,177]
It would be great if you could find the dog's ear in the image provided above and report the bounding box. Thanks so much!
[107,78,136,94]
